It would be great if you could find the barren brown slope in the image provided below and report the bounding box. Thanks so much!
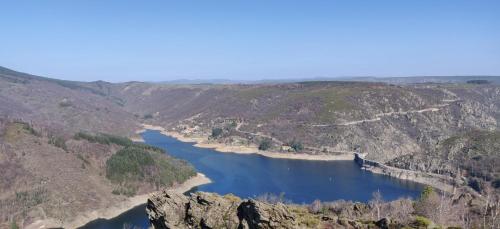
[0,67,198,228]
[0,120,197,228]
[0,66,139,137]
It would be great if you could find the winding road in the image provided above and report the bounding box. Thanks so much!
[311,99,459,127]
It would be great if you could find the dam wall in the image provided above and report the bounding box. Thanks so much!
[354,153,457,193]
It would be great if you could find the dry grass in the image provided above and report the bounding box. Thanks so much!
[289,205,321,228]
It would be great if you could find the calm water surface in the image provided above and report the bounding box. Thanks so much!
[81,130,424,228]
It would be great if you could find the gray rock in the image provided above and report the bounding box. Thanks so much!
[375,218,390,229]
[237,200,297,228]
[147,190,297,229]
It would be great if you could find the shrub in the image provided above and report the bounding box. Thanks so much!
[77,154,90,165]
[419,186,435,200]
[229,121,237,128]
[414,186,443,223]
[49,136,67,151]
[10,221,19,229]
[468,178,483,192]
[14,187,48,208]
[289,139,304,152]
[466,80,490,84]
[103,133,133,146]
[132,142,165,153]
[143,114,153,119]
[74,132,132,147]
[414,216,431,227]
[492,178,500,189]
[258,138,272,151]
[299,214,319,228]
[211,128,223,138]
[122,187,136,197]
[111,186,137,197]
[16,122,41,136]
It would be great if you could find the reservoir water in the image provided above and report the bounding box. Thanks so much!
[81,130,424,228]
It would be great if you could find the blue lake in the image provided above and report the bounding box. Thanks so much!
[81,129,424,228]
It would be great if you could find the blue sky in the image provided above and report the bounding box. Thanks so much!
[1,1,499,82]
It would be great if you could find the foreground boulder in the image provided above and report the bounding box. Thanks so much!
[237,200,297,228]
[147,190,298,229]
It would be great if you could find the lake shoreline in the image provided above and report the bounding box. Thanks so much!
[138,124,460,194]
[25,173,211,229]
[137,124,355,161]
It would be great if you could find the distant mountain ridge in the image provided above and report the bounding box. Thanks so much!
[155,75,500,85]
[3,65,499,85]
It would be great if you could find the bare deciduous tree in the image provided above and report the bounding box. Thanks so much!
[482,186,500,228]
[369,190,383,219]
[383,197,414,224]
[309,199,322,213]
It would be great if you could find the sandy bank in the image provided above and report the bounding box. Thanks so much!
[193,141,355,161]
[26,173,211,229]
[139,124,355,161]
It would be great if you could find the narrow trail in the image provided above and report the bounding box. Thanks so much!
[306,145,357,154]
[231,98,460,154]
[311,100,459,127]
[235,122,284,145]
[235,122,356,154]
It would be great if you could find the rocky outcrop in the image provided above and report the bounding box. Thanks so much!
[237,200,298,228]
[147,190,298,229]
[147,190,420,229]
[147,190,492,228]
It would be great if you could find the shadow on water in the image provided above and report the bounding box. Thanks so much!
[81,129,425,228]
[78,203,148,229]
[79,188,199,229]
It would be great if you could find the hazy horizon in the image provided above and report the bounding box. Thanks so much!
[4,65,500,84]
[1,1,499,82]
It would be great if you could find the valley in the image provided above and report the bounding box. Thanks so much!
[0,66,499,228]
